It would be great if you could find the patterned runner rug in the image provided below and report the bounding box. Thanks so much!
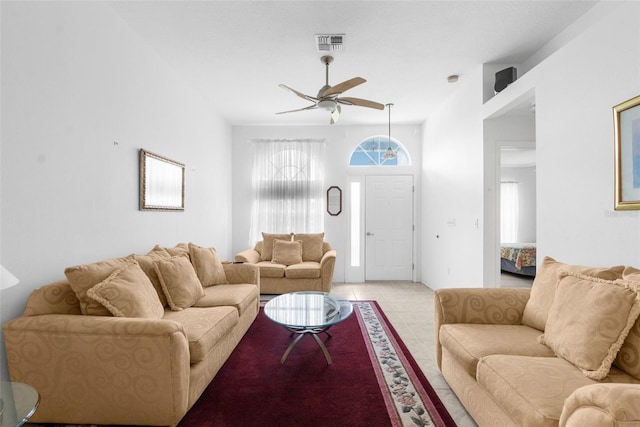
[179,300,455,427]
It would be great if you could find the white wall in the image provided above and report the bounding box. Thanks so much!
[533,3,640,265]
[422,2,640,291]
[0,2,231,378]
[421,67,485,289]
[231,124,422,283]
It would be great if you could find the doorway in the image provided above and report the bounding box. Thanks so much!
[364,175,414,281]
[499,146,536,287]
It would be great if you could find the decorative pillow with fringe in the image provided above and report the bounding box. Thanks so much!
[539,271,640,380]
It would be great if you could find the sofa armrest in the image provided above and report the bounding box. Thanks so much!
[320,249,336,267]
[223,262,259,285]
[319,249,337,292]
[434,288,530,368]
[3,314,190,425]
[235,248,260,264]
[560,383,640,427]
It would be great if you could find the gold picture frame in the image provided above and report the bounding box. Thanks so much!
[614,94,640,210]
[139,149,185,211]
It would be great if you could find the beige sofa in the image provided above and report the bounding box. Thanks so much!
[3,243,260,426]
[235,232,336,294]
[435,256,640,426]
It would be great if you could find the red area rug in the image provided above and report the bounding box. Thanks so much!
[178,301,455,427]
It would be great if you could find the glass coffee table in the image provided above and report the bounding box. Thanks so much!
[0,382,39,426]
[264,291,353,365]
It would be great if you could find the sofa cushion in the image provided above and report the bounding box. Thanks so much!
[539,272,640,380]
[163,306,238,364]
[65,255,135,316]
[271,240,303,266]
[285,262,322,279]
[260,233,293,261]
[193,284,259,316]
[134,250,172,307]
[293,233,324,262]
[86,260,164,319]
[154,254,205,311]
[477,355,596,426]
[522,257,625,331]
[256,261,285,278]
[439,324,555,378]
[188,243,227,286]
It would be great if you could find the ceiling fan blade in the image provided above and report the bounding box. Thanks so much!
[279,84,317,103]
[276,104,318,115]
[320,77,366,97]
[330,104,341,125]
[336,97,385,110]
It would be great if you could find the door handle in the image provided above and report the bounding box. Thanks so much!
[366,232,375,236]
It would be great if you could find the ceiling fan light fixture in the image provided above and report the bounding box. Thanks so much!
[318,99,337,111]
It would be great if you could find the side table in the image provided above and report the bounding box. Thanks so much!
[0,382,39,427]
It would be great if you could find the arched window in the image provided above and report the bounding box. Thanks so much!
[349,135,411,166]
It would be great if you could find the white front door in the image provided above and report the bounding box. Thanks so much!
[365,175,413,280]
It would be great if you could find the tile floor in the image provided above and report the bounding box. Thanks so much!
[331,275,533,427]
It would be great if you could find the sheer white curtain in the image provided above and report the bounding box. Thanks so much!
[249,139,325,245]
[500,181,519,243]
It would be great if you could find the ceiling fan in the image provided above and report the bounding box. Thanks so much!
[277,55,385,124]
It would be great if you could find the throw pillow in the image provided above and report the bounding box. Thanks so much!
[188,243,227,287]
[148,244,171,257]
[293,232,324,262]
[261,232,293,261]
[65,255,135,316]
[86,259,164,319]
[539,272,640,380]
[272,240,303,266]
[162,243,190,258]
[614,266,640,380]
[522,256,625,331]
[134,249,172,307]
[154,254,205,311]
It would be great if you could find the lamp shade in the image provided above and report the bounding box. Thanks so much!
[1,265,20,290]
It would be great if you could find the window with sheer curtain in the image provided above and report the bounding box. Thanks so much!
[249,139,325,245]
[501,181,519,243]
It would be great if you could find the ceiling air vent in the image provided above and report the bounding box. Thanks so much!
[315,34,345,52]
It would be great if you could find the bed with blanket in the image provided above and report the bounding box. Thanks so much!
[500,243,536,277]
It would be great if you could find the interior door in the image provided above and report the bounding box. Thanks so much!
[365,175,413,280]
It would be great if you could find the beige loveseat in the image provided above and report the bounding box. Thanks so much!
[435,256,640,426]
[3,243,259,426]
[235,232,336,294]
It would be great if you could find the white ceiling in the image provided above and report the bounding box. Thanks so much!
[110,1,597,127]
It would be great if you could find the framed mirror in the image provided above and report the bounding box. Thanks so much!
[326,186,342,216]
[139,149,185,211]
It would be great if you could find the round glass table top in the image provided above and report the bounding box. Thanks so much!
[264,291,353,328]
[0,382,39,427]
